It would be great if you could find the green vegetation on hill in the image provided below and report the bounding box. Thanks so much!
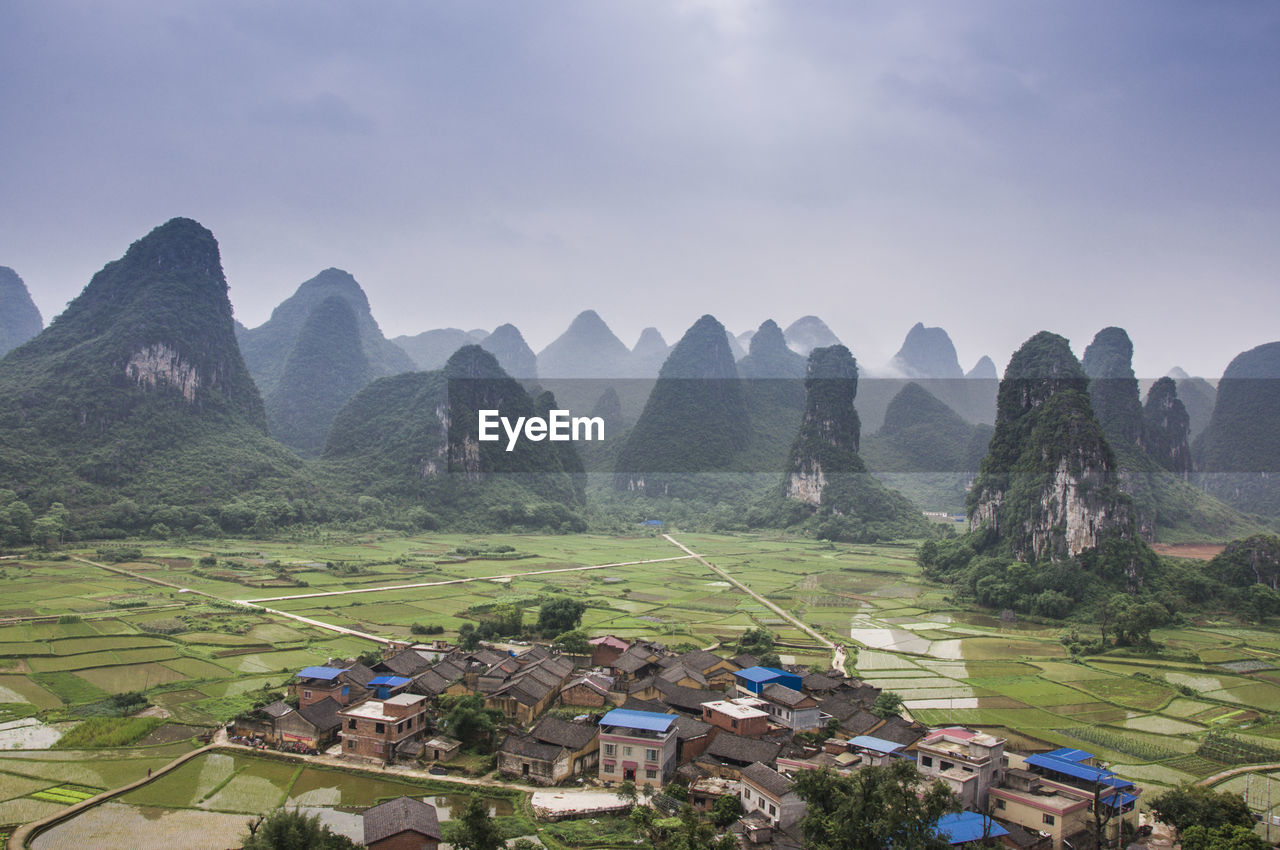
[0,266,43,357]
[1195,341,1280,516]
[479,322,536,378]
[322,345,586,531]
[862,382,992,474]
[266,296,371,456]
[0,218,329,535]
[237,267,413,398]
[1144,377,1192,476]
[750,345,928,542]
[1083,326,1146,449]
[614,314,749,496]
[537,309,632,379]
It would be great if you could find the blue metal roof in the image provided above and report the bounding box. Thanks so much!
[297,666,346,681]
[368,676,411,687]
[1025,753,1129,786]
[734,666,790,683]
[599,709,677,732]
[1043,747,1093,763]
[847,735,902,754]
[935,812,1009,844]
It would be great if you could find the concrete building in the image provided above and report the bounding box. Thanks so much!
[739,762,806,829]
[915,727,1007,809]
[701,697,770,737]
[292,664,374,708]
[989,750,1139,850]
[756,683,822,731]
[338,693,428,763]
[598,708,678,788]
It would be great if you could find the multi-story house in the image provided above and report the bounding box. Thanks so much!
[338,693,428,763]
[597,708,678,788]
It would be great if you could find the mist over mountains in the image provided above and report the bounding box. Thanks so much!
[2,216,1277,544]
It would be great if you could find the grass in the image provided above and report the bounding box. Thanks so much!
[54,717,166,750]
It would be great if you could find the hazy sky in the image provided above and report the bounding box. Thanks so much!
[3,1,1277,378]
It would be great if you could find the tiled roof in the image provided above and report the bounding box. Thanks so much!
[707,733,781,766]
[363,797,441,845]
[532,716,598,750]
[297,697,342,732]
[741,761,793,799]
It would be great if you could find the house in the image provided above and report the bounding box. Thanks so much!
[756,683,822,732]
[915,728,1006,809]
[277,697,342,749]
[734,667,803,697]
[232,699,293,742]
[699,732,782,779]
[483,655,575,724]
[610,641,668,683]
[372,648,435,679]
[702,698,770,737]
[498,716,599,785]
[338,693,428,763]
[660,649,741,690]
[990,750,1140,850]
[292,664,374,708]
[362,796,441,850]
[688,775,738,813]
[368,676,413,700]
[598,708,679,788]
[560,672,614,707]
[422,736,462,762]
[588,635,630,668]
[934,812,1010,847]
[739,762,805,829]
[846,734,904,766]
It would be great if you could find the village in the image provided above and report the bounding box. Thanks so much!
[229,635,1144,849]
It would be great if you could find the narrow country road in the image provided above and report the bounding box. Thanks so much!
[661,534,848,672]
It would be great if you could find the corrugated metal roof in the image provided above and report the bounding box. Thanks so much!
[847,735,903,754]
[599,708,677,732]
[368,675,412,687]
[1025,753,1131,787]
[734,666,790,683]
[297,666,346,680]
[935,812,1009,844]
[1043,747,1093,763]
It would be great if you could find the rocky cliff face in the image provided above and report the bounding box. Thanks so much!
[0,267,43,357]
[1143,377,1192,477]
[785,345,863,505]
[1082,327,1145,450]
[968,331,1135,562]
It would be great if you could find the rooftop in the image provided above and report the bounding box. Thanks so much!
[735,666,791,684]
[935,812,1009,845]
[340,694,426,721]
[363,796,441,845]
[847,735,903,755]
[703,699,769,721]
[297,665,346,681]
[599,708,677,733]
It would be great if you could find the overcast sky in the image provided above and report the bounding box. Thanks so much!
[3,1,1277,378]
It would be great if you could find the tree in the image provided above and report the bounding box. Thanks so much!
[240,808,360,849]
[440,695,502,752]
[447,795,504,850]
[791,761,958,850]
[661,804,737,850]
[872,691,904,719]
[458,623,481,651]
[1148,784,1255,833]
[1179,824,1267,850]
[711,792,743,827]
[616,779,638,808]
[554,628,590,654]
[538,597,585,635]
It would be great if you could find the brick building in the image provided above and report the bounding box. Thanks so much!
[338,693,428,763]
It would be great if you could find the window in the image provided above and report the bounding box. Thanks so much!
[731,718,738,729]
[623,746,633,757]
[347,719,357,730]
[995,799,1005,810]
[940,761,953,771]
[646,769,657,779]
[347,740,355,750]
[604,743,615,756]
[375,723,385,734]
[920,756,933,767]
[1042,814,1055,826]
[303,690,312,700]
[769,804,776,816]
[645,749,658,762]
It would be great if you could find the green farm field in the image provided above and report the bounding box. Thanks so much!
[0,528,1278,808]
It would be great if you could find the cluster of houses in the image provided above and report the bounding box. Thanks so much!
[233,635,1140,849]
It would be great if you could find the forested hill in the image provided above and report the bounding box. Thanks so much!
[0,218,323,535]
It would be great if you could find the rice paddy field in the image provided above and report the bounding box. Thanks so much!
[31,750,520,849]
[1,527,1280,837]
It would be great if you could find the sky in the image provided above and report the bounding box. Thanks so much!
[2,1,1278,379]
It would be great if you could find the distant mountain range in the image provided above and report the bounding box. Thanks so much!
[0,267,43,357]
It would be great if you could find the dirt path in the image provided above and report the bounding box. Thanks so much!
[244,555,697,603]
[662,534,842,670]
[1197,762,1280,788]
[8,743,214,849]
